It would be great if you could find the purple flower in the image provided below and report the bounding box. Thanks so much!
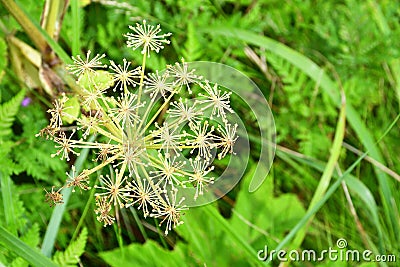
[21,97,31,107]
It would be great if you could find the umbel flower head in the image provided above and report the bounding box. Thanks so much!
[38,20,237,235]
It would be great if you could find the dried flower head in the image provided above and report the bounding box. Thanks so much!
[38,21,238,235]
[151,191,188,235]
[44,187,63,207]
[95,196,115,227]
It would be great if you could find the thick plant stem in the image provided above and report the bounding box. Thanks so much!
[1,0,48,55]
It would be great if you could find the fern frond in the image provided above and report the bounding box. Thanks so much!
[14,142,66,181]
[9,257,28,267]
[0,90,26,139]
[181,22,203,61]
[20,223,40,248]
[53,228,88,267]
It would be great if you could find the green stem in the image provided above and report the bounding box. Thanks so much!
[42,0,62,39]
[137,52,147,104]
[0,0,48,53]
[71,177,98,241]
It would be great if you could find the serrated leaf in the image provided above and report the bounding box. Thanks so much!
[20,223,40,248]
[13,142,66,182]
[53,228,88,267]
[0,90,26,139]
[168,162,305,266]
[177,205,229,266]
[181,22,203,61]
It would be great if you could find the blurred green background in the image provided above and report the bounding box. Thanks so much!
[0,0,399,266]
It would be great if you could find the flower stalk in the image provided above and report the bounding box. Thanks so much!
[39,20,239,235]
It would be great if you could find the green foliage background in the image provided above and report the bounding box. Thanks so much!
[0,0,399,266]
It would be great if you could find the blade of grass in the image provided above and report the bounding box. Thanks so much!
[367,0,400,108]
[206,26,398,248]
[0,225,58,267]
[70,0,81,56]
[129,207,148,240]
[41,135,95,257]
[276,148,382,250]
[0,171,16,236]
[282,90,346,266]
[268,113,400,264]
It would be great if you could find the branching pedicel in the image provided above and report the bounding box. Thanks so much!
[38,20,238,235]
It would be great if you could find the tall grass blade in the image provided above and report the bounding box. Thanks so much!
[0,225,58,267]
[0,171,16,236]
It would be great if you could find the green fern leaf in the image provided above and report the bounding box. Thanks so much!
[181,22,203,61]
[53,228,88,267]
[9,257,27,267]
[20,223,40,248]
[14,142,66,182]
[0,141,22,176]
[0,90,26,139]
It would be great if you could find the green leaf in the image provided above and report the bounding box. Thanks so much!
[13,143,65,181]
[0,90,26,139]
[174,163,305,266]
[0,173,27,234]
[9,223,41,267]
[178,205,228,266]
[77,70,113,92]
[10,257,28,267]
[62,96,80,124]
[53,228,88,267]
[100,240,189,267]
[230,164,306,248]
[0,171,17,235]
[0,225,58,267]
[181,22,203,61]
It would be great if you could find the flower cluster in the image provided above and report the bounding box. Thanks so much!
[39,20,238,235]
